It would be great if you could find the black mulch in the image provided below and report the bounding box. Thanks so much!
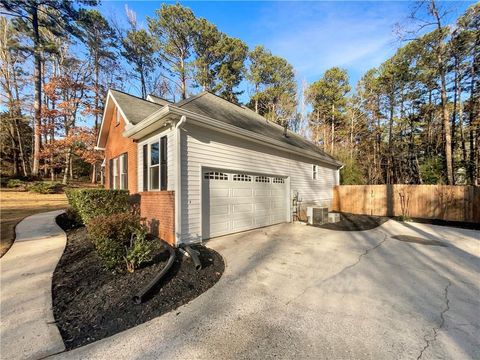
[311,212,389,231]
[53,213,225,350]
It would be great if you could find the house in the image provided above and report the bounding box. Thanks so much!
[96,89,343,246]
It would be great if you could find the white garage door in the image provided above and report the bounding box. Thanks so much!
[202,170,288,238]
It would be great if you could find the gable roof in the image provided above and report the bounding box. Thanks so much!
[110,89,162,125]
[99,89,341,167]
[176,92,339,165]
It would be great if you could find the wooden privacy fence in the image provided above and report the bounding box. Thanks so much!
[332,185,480,223]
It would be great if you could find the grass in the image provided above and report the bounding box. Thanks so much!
[0,189,68,257]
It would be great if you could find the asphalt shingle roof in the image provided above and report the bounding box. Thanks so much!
[177,92,339,165]
[110,89,340,165]
[111,89,162,125]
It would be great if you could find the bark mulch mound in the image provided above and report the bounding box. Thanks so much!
[312,212,389,231]
[53,213,225,350]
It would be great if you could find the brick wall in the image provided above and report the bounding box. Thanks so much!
[104,107,137,194]
[139,191,175,246]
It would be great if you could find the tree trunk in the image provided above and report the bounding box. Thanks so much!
[62,150,71,185]
[31,4,42,176]
[330,104,335,154]
[180,57,186,100]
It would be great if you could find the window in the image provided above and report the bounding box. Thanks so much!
[113,158,118,189]
[120,154,128,189]
[255,176,270,183]
[143,145,148,191]
[233,174,252,182]
[204,171,228,180]
[115,108,121,126]
[142,137,168,191]
[272,177,284,184]
[109,153,128,190]
[149,142,159,190]
[313,165,318,180]
[160,136,167,190]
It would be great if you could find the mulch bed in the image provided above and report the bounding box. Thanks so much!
[311,212,389,231]
[53,213,225,350]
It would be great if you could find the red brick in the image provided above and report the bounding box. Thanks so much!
[139,191,175,246]
[103,105,176,246]
[104,107,137,194]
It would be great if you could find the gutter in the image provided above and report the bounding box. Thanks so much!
[174,116,187,246]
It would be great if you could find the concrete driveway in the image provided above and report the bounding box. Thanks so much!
[53,220,479,360]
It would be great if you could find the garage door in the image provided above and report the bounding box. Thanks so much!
[202,170,288,238]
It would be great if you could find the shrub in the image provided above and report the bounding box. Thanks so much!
[6,179,26,189]
[125,228,159,272]
[27,181,64,194]
[66,189,130,224]
[87,212,155,271]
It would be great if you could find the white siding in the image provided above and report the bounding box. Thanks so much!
[180,123,339,243]
[137,128,175,192]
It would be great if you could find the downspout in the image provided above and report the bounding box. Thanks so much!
[175,116,187,247]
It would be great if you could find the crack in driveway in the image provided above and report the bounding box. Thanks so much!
[417,279,452,360]
[285,230,388,305]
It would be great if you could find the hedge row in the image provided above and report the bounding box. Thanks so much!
[66,188,158,272]
[66,188,130,224]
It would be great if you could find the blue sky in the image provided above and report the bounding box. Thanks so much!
[99,0,474,101]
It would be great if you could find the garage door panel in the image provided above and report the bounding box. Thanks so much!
[231,188,253,197]
[232,203,253,213]
[271,200,286,210]
[210,221,230,235]
[210,205,229,216]
[204,171,288,238]
[254,189,270,196]
[254,202,270,212]
[210,188,229,198]
[210,214,231,224]
[232,217,254,229]
[255,216,271,227]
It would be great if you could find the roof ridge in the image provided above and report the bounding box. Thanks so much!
[110,88,159,105]
[176,91,209,107]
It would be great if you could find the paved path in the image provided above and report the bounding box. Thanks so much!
[1,210,66,360]
[51,220,480,360]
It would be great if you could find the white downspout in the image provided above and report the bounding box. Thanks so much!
[175,116,187,246]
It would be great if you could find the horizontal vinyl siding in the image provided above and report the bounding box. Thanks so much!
[181,123,338,243]
[137,129,175,192]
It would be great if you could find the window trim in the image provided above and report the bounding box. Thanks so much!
[113,158,119,189]
[115,108,121,126]
[149,141,160,190]
[143,136,168,192]
[109,153,128,190]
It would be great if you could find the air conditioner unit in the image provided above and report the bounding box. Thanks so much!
[306,206,329,225]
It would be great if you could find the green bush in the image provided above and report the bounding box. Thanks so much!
[125,228,158,272]
[27,181,64,194]
[87,212,156,271]
[66,189,130,224]
[6,179,26,188]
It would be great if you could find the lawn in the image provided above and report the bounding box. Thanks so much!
[0,189,68,257]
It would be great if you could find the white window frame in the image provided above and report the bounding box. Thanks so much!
[148,141,160,190]
[312,165,318,180]
[113,158,119,189]
[115,108,121,126]
[119,154,127,190]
